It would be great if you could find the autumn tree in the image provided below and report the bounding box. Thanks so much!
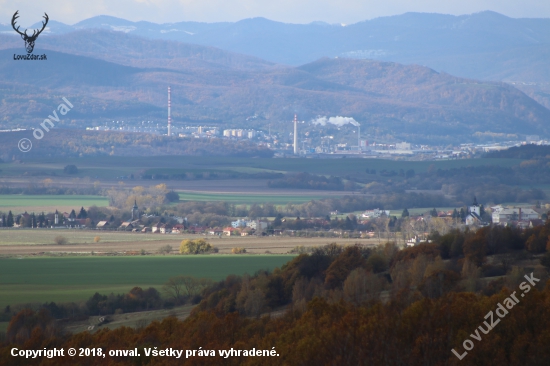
[179,239,213,254]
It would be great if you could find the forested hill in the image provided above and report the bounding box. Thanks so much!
[4,230,550,365]
[486,144,550,159]
[0,37,549,142]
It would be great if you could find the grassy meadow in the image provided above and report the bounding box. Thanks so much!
[0,194,108,211]
[0,255,295,308]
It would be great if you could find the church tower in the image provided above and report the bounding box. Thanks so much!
[469,196,480,216]
[54,210,59,225]
[132,200,139,221]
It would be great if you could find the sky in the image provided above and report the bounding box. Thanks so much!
[1,0,550,26]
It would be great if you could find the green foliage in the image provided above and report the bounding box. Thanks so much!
[63,164,78,174]
[268,172,353,191]
[165,190,180,203]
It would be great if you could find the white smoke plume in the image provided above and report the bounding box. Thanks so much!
[311,116,359,127]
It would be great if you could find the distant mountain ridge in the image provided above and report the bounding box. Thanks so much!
[0,37,548,144]
[2,11,550,80]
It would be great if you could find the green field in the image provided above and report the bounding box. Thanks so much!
[177,192,335,204]
[0,156,523,180]
[0,255,295,308]
[0,195,108,209]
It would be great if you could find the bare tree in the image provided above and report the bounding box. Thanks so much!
[162,275,213,302]
[162,276,185,302]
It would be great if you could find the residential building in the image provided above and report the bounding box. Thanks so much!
[152,222,162,233]
[231,219,248,228]
[246,220,268,230]
[361,209,390,218]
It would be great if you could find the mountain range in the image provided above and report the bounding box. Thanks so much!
[0,11,550,143]
[3,11,550,81]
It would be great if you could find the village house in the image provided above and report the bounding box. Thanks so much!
[119,222,134,231]
[208,229,223,236]
[151,222,162,233]
[223,227,239,236]
[96,220,109,229]
[160,224,171,234]
[171,224,184,234]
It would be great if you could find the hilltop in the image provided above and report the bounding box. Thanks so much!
[0,35,548,143]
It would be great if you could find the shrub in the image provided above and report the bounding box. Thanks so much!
[54,235,69,245]
[157,245,173,255]
[93,236,101,243]
[63,165,78,174]
[165,191,180,203]
[231,247,247,254]
[179,239,213,254]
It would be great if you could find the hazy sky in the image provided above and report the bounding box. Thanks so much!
[1,0,549,26]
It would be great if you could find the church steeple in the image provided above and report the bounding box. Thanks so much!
[132,200,139,221]
[469,197,480,216]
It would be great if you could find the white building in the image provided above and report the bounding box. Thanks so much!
[361,209,390,218]
[396,142,411,150]
[465,197,484,226]
[492,207,539,224]
[246,220,268,230]
[231,219,248,228]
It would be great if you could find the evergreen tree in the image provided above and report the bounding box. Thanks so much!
[273,213,283,227]
[7,211,14,227]
[38,212,46,227]
[77,207,87,219]
[69,209,76,219]
[344,216,354,231]
[401,208,410,218]
[430,208,438,217]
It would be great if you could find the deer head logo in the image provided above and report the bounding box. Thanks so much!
[12,11,49,54]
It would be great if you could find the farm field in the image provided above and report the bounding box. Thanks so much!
[0,255,295,309]
[177,191,336,204]
[0,229,182,246]
[0,156,523,181]
[0,194,109,213]
[0,230,378,255]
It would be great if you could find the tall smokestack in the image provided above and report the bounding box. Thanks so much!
[293,114,298,155]
[167,86,172,137]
